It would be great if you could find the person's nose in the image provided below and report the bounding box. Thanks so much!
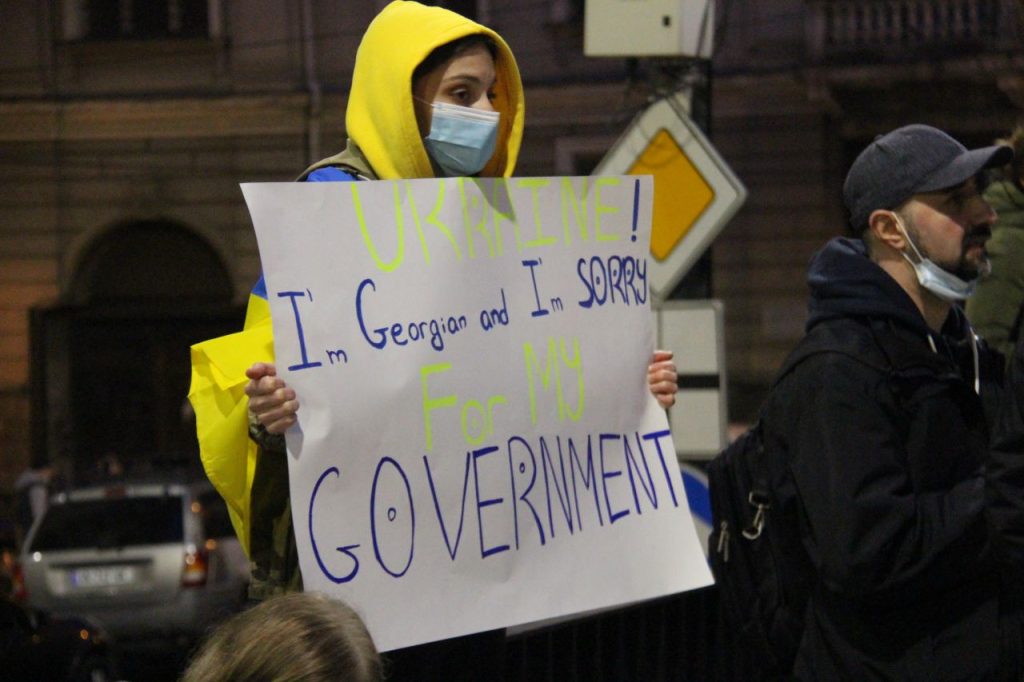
[972,196,997,227]
[472,93,496,113]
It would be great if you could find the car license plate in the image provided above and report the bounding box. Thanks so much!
[69,565,137,588]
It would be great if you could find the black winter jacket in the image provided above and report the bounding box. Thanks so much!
[988,330,1024,567]
[763,238,1021,681]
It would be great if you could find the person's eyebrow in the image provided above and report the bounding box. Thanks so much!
[441,74,493,87]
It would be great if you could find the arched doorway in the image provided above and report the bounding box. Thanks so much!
[31,220,244,484]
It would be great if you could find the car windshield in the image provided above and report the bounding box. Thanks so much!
[28,496,183,551]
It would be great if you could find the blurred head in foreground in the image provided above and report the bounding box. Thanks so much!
[181,592,382,682]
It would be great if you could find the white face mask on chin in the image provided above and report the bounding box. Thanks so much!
[893,213,980,302]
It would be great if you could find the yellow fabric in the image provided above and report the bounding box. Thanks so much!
[346,0,524,180]
[188,294,273,557]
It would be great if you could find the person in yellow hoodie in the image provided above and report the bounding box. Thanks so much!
[190,2,678,679]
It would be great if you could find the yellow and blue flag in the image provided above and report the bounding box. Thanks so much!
[188,277,275,556]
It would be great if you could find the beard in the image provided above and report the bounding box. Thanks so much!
[952,227,992,280]
[904,214,990,281]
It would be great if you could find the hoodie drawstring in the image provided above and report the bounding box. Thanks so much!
[971,331,981,396]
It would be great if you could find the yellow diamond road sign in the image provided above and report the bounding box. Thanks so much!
[627,129,715,261]
[595,93,747,299]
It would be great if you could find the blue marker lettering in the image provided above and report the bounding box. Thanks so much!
[507,435,545,549]
[539,435,574,538]
[472,445,510,558]
[568,434,604,530]
[369,457,415,578]
[599,433,630,524]
[308,467,359,583]
[278,289,322,371]
[642,429,680,507]
[623,433,658,514]
[423,451,472,560]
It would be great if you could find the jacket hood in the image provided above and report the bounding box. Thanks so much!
[346,1,524,180]
[806,237,934,336]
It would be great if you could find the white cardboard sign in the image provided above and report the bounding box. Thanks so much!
[242,176,712,652]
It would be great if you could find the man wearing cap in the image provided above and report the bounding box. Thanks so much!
[760,124,1021,679]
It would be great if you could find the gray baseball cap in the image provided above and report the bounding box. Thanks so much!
[843,124,1013,232]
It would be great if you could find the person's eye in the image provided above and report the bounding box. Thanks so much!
[449,87,471,104]
[976,170,991,193]
[945,191,970,211]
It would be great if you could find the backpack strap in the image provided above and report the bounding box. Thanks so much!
[770,319,891,392]
[761,319,920,443]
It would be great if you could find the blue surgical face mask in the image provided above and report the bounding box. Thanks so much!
[422,101,500,177]
[893,213,982,302]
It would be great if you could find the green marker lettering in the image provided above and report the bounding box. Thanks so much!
[460,178,495,259]
[559,337,584,421]
[491,179,513,257]
[421,362,457,452]
[516,178,557,250]
[411,180,462,266]
[594,176,622,242]
[406,182,432,266]
[560,177,590,245]
[460,394,507,445]
[352,182,405,272]
[523,337,585,424]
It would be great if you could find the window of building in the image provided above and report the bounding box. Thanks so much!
[62,0,210,41]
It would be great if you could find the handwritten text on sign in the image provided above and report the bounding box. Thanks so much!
[242,176,712,652]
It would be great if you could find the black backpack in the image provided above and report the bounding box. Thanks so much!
[708,419,805,678]
[707,328,892,678]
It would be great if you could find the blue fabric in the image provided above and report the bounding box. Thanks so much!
[306,167,358,182]
[682,468,712,526]
[252,275,267,300]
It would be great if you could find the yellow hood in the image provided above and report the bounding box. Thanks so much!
[346,1,524,180]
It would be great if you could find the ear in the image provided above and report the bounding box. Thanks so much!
[866,209,907,253]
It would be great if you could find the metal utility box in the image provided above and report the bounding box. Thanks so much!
[584,0,714,58]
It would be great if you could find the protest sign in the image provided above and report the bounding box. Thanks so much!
[242,176,713,651]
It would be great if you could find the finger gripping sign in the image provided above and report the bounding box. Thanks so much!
[242,175,712,652]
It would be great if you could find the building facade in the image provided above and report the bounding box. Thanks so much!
[0,0,1021,490]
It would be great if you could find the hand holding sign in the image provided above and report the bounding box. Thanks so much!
[647,350,678,408]
[245,362,298,434]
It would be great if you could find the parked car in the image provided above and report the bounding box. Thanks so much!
[0,596,119,682]
[19,478,247,651]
